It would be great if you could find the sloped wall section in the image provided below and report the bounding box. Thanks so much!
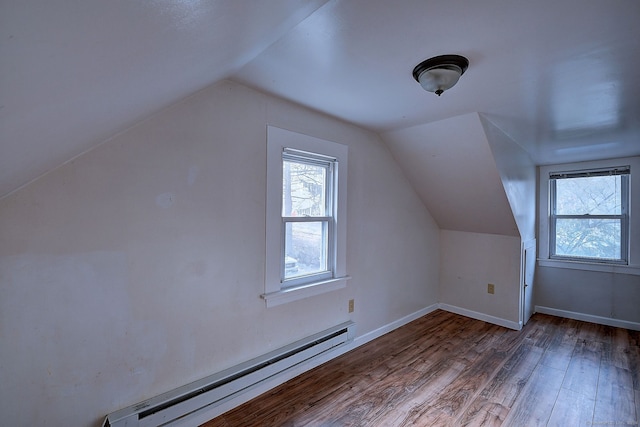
[382,112,537,328]
[480,114,537,241]
[382,113,519,237]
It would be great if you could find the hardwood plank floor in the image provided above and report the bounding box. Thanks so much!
[202,310,640,427]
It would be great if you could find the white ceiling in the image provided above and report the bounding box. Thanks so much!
[2,0,640,199]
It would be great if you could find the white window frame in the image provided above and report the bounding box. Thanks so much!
[538,157,640,275]
[263,126,349,307]
[548,167,629,264]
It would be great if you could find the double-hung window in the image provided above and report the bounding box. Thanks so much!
[264,126,348,307]
[282,149,335,287]
[549,166,630,264]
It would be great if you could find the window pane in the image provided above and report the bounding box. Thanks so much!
[283,160,327,217]
[555,218,621,259]
[284,221,328,280]
[555,175,622,215]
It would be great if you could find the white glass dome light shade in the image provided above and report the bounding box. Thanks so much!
[412,55,469,96]
[417,65,463,95]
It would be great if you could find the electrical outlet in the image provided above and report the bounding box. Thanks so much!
[487,283,495,294]
[348,299,355,313]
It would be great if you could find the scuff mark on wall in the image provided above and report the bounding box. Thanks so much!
[156,192,175,208]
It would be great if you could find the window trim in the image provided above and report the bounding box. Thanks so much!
[263,126,349,307]
[538,157,640,276]
[548,168,629,264]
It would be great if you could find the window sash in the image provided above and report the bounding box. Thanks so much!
[281,218,334,285]
[282,155,334,218]
[280,154,337,286]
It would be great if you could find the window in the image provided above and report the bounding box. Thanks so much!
[264,126,348,307]
[549,166,629,264]
[282,149,335,287]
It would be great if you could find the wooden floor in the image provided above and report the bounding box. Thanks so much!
[202,310,640,427]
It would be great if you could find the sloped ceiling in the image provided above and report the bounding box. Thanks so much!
[383,113,519,236]
[0,0,330,198]
[2,0,640,203]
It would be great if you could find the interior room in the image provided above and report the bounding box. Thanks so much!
[1,1,638,426]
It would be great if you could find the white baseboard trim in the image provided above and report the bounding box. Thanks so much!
[352,303,440,347]
[174,338,356,427]
[176,303,440,426]
[438,303,522,330]
[535,306,640,331]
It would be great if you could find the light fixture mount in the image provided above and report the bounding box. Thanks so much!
[412,54,469,96]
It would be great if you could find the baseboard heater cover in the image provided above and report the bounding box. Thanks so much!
[104,321,355,427]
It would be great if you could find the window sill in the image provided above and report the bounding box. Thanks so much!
[538,258,640,276]
[261,276,351,308]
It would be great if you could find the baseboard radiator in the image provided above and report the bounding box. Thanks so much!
[104,321,355,427]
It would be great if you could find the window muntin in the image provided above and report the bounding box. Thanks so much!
[549,167,629,263]
[281,150,336,286]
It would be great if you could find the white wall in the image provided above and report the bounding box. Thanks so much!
[439,230,522,327]
[479,115,538,325]
[480,115,536,241]
[535,267,640,325]
[383,114,527,328]
[382,113,519,237]
[535,156,640,327]
[0,80,440,426]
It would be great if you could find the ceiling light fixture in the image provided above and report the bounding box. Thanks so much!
[412,54,469,96]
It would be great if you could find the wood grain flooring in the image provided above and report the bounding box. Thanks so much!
[202,310,640,427]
